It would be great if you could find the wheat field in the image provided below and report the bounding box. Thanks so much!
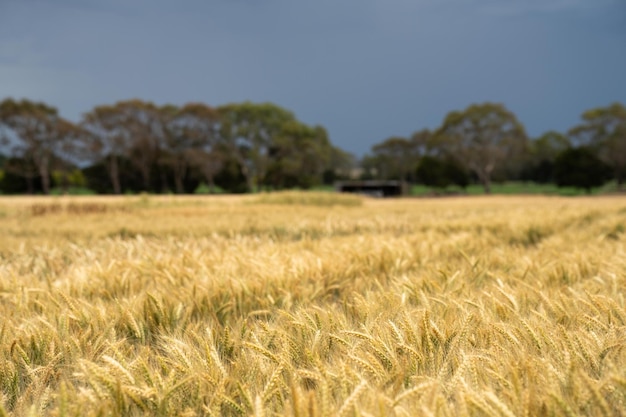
[0,193,625,416]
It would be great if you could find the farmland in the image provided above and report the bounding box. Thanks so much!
[1,193,625,416]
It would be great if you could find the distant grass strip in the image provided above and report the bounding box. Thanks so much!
[410,181,620,196]
[252,190,363,206]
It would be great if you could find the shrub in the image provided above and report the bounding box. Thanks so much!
[554,147,612,192]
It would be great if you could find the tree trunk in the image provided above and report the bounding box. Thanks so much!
[240,163,253,193]
[160,170,168,193]
[203,172,216,194]
[473,164,493,195]
[173,158,186,194]
[254,154,267,193]
[108,156,122,194]
[26,176,34,194]
[482,178,491,194]
[199,160,220,194]
[40,173,50,195]
[246,174,255,193]
[174,175,184,194]
[38,156,50,195]
[477,172,491,194]
[140,166,151,192]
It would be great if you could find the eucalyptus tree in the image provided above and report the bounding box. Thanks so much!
[0,98,79,194]
[121,100,164,191]
[266,121,332,189]
[525,131,571,183]
[81,103,133,194]
[434,103,528,193]
[218,102,296,192]
[160,103,220,193]
[326,146,357,182]
[569,103,626,189]
[554,147,611,193]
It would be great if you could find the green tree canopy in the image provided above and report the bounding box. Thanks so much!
[533,131,570,161]
[363,130,431,182]
[416,156,469,190]
[218,102,296,192]
[161,103,220,193]
[569,103,626,189]
[82,104,131,194]
[522,131,571,183]
[434,102,528,193]
[371,136,419,181]
[266,121,332,189]
[81,100,163,193]
[0,98,79,194]
[324,146,356,183]
[554,147,612,193]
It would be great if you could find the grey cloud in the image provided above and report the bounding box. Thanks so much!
[0,0,624,155]
[480,0,619,16]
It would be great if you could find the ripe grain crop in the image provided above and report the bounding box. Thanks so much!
[0,193,625,416]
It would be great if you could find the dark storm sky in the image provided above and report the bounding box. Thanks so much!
[1,0,625,156]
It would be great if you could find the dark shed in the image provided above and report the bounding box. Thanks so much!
[335,180,409,197]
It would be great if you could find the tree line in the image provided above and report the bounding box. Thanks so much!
[0,98,624,195]
[0,99,354,194]
[363,102,625,193]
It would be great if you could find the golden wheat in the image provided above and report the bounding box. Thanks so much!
[0,194,625,415]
